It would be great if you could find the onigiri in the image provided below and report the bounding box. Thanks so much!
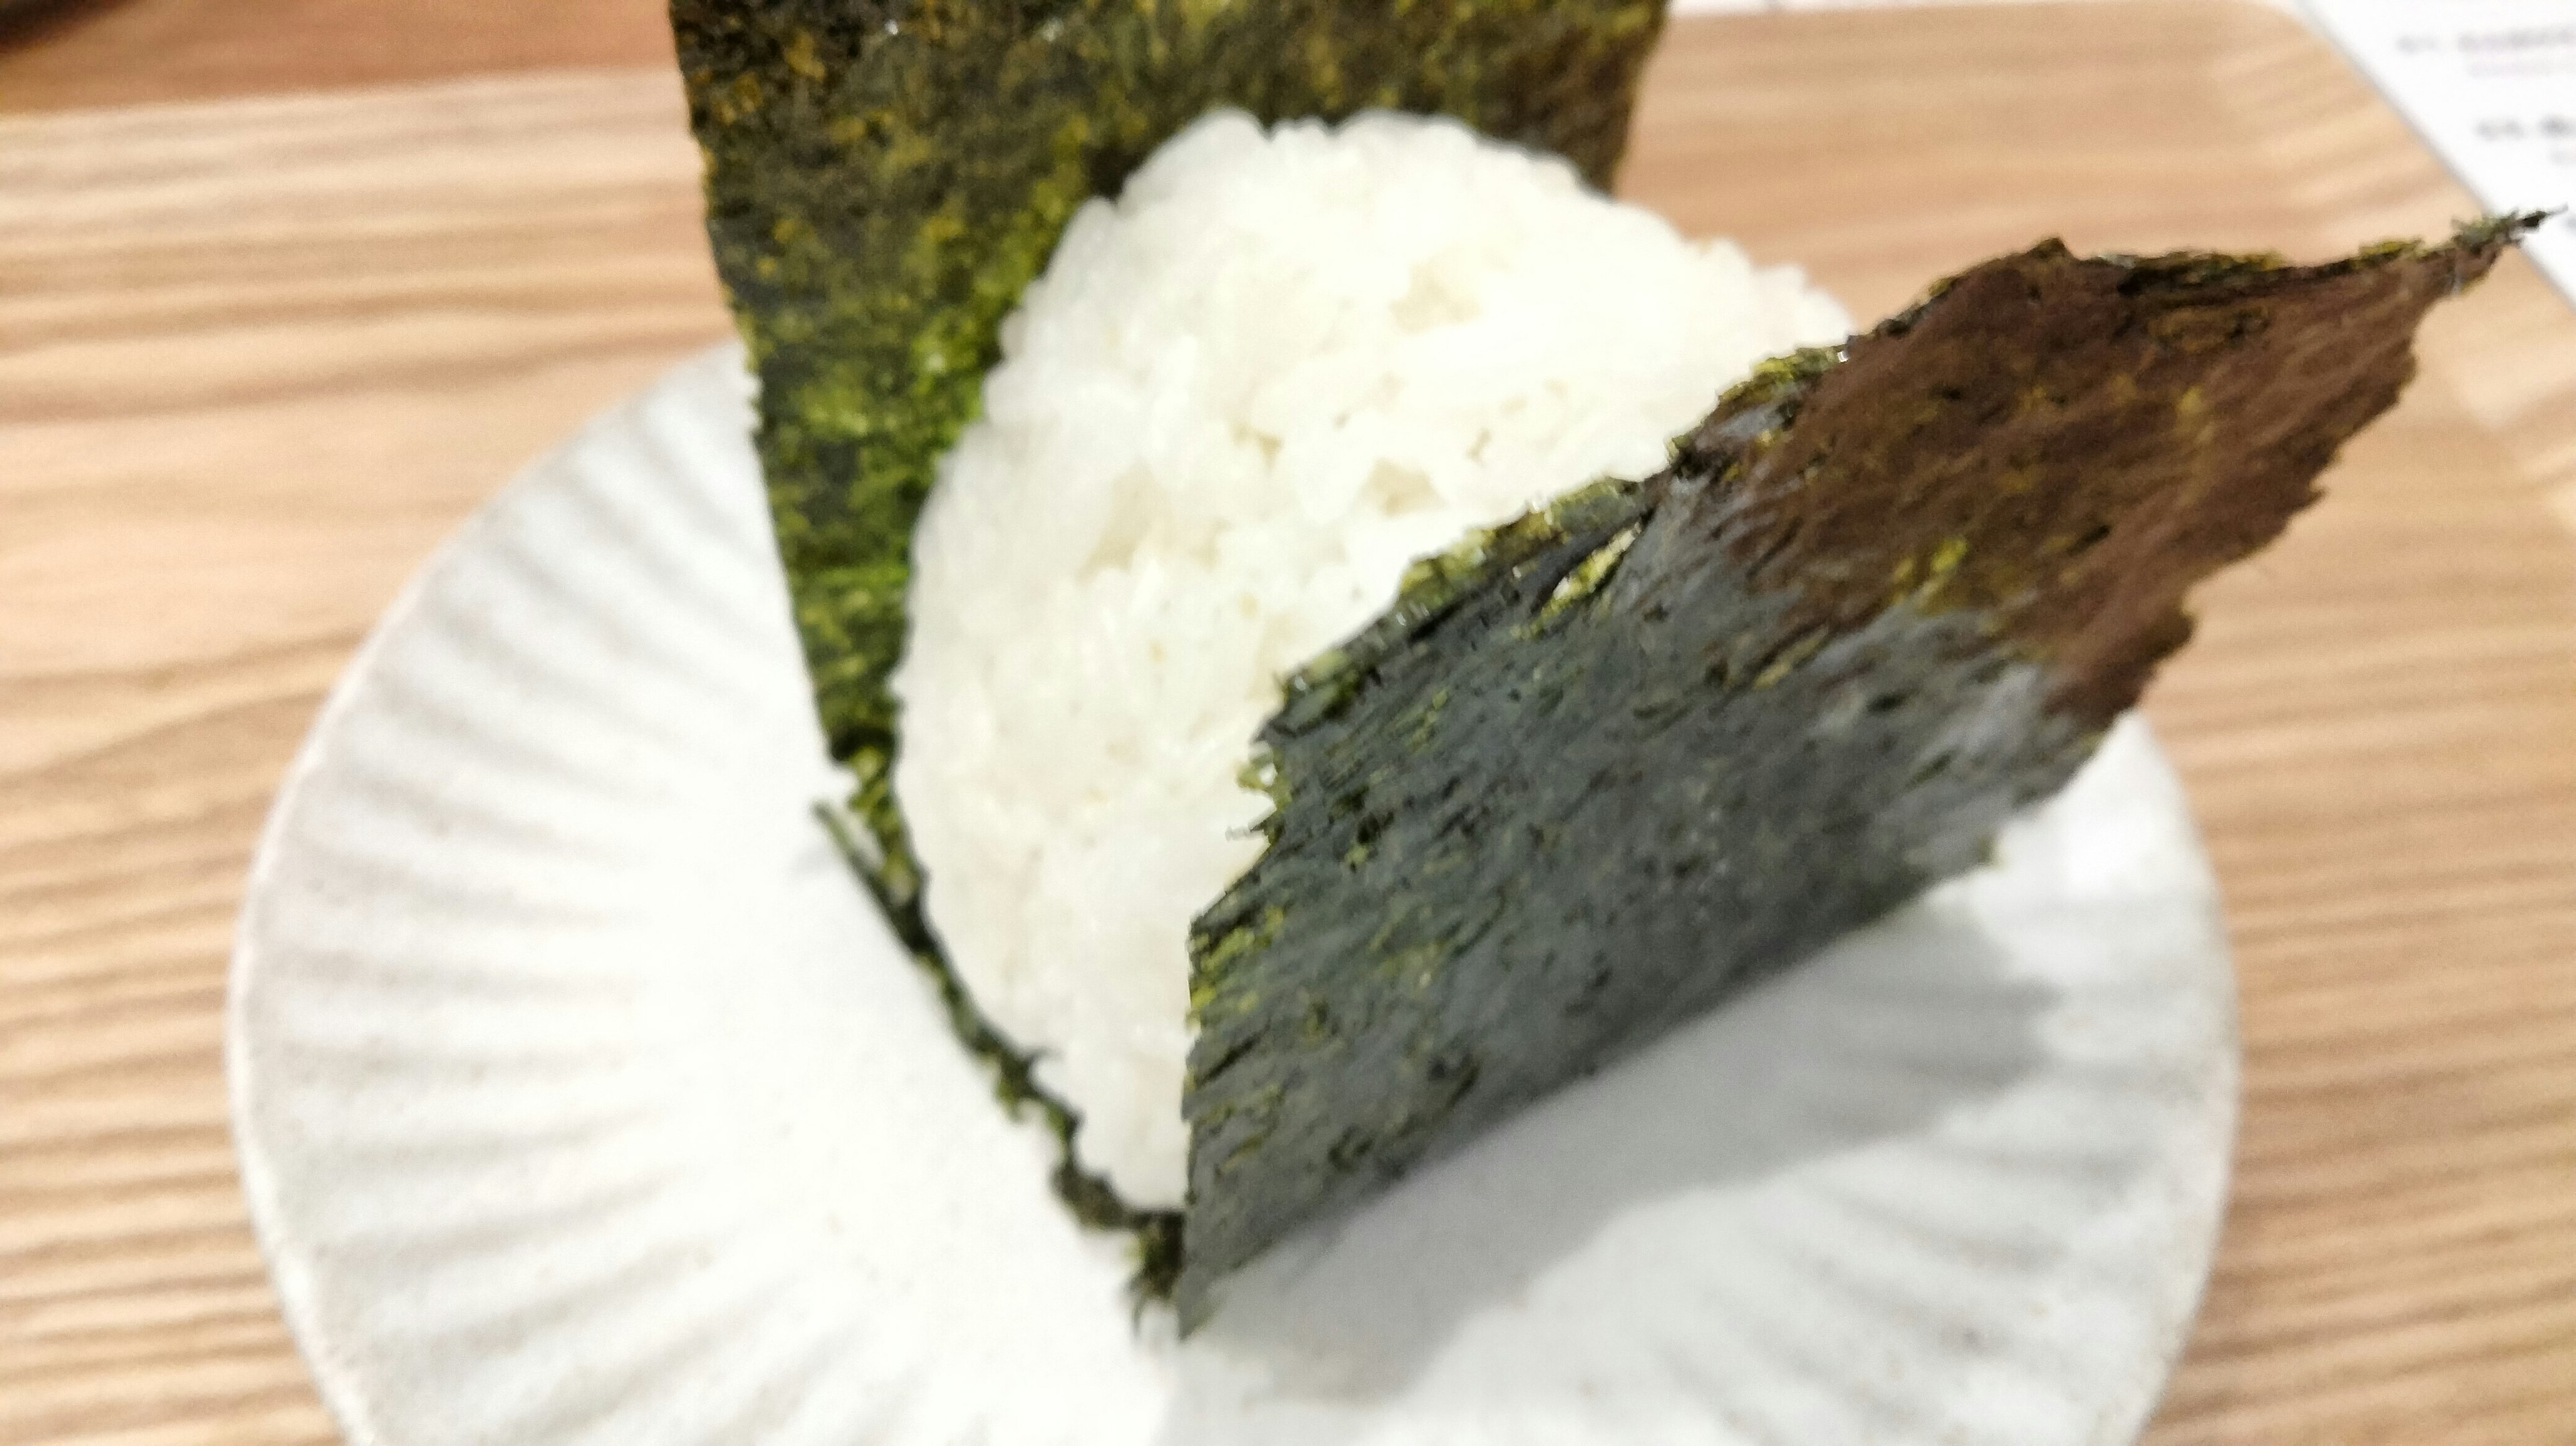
[891,111,1849,1207]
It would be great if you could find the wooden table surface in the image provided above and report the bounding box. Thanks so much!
[5,1,2575,1442]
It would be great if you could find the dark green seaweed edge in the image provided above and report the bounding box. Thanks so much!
[816,801,1185,1302]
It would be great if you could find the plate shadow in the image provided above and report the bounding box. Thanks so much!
[1155,896,2053,1434]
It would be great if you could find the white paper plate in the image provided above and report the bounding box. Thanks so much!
[230,345,2237,1446]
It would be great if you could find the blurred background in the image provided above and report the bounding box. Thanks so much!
[0,0,2313,109]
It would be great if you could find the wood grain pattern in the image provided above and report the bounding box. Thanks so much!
[0,71,727,1446]
[0,0,675,112]
[3,4,2573,1443]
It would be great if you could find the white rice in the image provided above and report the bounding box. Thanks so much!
[892,110,1850,1207]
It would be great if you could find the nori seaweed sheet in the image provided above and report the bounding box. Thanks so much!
[670,0,1667,877]
[1175,219,2536,1324]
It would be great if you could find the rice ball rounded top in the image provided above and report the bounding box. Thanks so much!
[892,109,1851,1207]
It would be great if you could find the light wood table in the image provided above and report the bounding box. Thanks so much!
[5,2,2574,1441]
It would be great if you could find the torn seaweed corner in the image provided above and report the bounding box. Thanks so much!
[1173,218,2536,1327]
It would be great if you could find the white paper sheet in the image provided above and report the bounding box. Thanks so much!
[2303,0,2576,307]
